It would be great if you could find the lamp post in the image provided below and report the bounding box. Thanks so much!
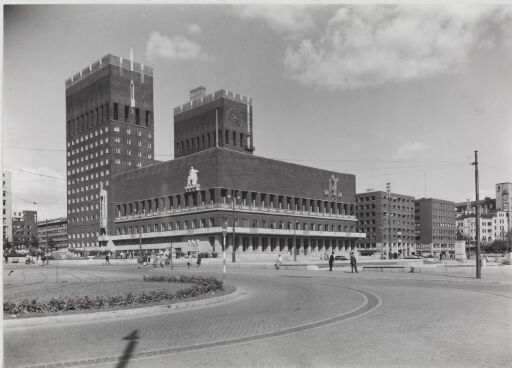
[293,220,299,262]
[386,183,391,259]
[227,193,240,263]
[222,226,227,280]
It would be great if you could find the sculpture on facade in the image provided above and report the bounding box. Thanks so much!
[187,166,199,186]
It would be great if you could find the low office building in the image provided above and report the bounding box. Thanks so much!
[11,210,38,247]
[415,198,456,257]
[98,88,364,259]
[356,190,416,258]
[38,217,68,250]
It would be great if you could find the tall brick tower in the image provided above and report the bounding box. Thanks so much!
[65,53,155,250]
[173,87,254,158]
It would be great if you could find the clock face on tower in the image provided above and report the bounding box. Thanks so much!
[227,107,243,127]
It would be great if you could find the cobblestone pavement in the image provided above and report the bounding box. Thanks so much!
[3,264,511,368]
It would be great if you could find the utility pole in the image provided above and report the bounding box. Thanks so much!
[471,151,482,279]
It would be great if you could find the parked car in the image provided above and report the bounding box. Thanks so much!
[334,255,348,261]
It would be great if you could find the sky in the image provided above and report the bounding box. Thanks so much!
[2,4,512,221]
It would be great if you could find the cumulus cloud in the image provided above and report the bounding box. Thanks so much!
[394,142,427,159]
[145,31,212,62]
[188,23,202,35]
[234,5,313,34]
[284,5,511,90]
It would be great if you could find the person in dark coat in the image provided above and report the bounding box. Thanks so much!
[350,252,358,273]
[329,252,334,271]
[196,254,202,268]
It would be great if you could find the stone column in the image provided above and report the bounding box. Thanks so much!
[205,189,211,205]
[256,236,262,252]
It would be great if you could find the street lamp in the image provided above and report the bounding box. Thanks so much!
[222,226,227,280]
[227,193,240,263]
[293,220,299,262]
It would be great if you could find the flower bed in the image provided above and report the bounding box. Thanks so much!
[4,274,223,316]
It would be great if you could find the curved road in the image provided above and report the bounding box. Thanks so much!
[3,264,511,368]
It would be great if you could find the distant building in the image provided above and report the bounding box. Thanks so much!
[3,171,13,242]
[455,198,495,217]
[456,214,494,243]
[415,198,456,257]
[38,217,68,250]
[496,182,511,227]
[356,190,416,257]
[65,53,156,250]
[456,210,509,245]
[11,210,38,247]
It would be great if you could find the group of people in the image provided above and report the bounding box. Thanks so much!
[274,252,358,273]
[25,254,49,266]
[329,252,358,273]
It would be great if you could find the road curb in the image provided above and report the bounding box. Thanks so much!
[4,287,244,330]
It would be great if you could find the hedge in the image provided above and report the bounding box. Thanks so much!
[4,275,223,316]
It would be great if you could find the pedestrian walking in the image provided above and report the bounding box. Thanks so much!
[275,254,283,270]
[196,253,202,268]
[329,252,334,271]
[105,253,110,265]
[350,252,358,273]
[187,252,191,269]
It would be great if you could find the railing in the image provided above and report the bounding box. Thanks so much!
[115,202,357,222]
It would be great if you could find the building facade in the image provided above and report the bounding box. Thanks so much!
[65,54,156,250]
[456,211,509,244]
[98,88,364,258]
[455,198,496,217]
[356,190,415,258]
[3,171,13,242]
[37,217,68,250]
[415,198,456,256]
[496,182,511,230]
[11,211,38,247]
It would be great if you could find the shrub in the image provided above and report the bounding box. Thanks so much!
[4,275,223,316]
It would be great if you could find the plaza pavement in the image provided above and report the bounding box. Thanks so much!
[3,262,512,368]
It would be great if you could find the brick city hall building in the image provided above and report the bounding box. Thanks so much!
[67,53,364,257]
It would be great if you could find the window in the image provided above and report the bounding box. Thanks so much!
[145,111,151,127]
[113,103,118,120]
[135,108,140,125]
[125,105,129,122]
[225,130,229,144]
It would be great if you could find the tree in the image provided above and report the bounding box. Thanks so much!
[3,238,11,252]
[47,238,56,252]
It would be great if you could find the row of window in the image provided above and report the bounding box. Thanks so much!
[112,125,152,138]
[68,214,99,223]
[115,217,357,236]
[66,104,153,137]
[68,231,99,240]
[68,148,109,163]
[67,126,109,146]
[176,129,246,155]
[68,170,110,183]
[116,188,356,218]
